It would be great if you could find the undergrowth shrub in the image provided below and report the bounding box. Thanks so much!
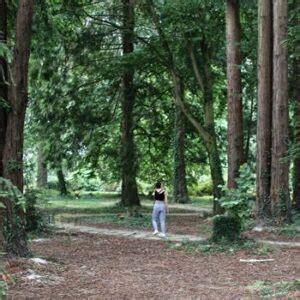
[25,190,50,234]
[212,215,241,242]
[189,180,213,197]
[212,164,255,242]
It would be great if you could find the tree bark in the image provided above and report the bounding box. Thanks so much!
[270,0,290,221]
[202,56,225,214]
[293,76,300,212]
[294,85,300,212]
[0,0,8,177]
[0,0,8,254]
[120,0,140,208]
[292,15,300,212]
[225,0,244,189]
[57,166,67,195]
[256,0,273,220]
[2,0,34,256]
[173,77,189,203]
[37,144,48,188]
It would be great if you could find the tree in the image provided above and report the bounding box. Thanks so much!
[187,39,225,213]
[225,0,244,189]
[37,144,48,188]
[291,0,300,213]
[173,80,189,203]
[2,0,34,256]
[146,0,225,213]
[120,0,140,208]
[57,164,68,195]
[0,0,7,254]
[293,62,300,212]
[256,0,272,219]
[0,0,7,177]
[270,0,290,221]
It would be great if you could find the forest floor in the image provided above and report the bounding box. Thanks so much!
[4,193,300,298]
[5,231,300,299]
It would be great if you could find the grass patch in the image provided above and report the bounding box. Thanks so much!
[42,203,154,216]
[59,214,152,228]
[168,238,277,256]
[279,217,300,237]
[246,243,276,256]
[189,196,213,207]
[167,238,259,255]
[247,279,300,297]
[38,189,211,216]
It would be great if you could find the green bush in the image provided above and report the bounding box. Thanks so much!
[218,164,255,230]
[25,190,50,233]
[212,215,241,242]
[189,180,213,197]
[47,180,59,190]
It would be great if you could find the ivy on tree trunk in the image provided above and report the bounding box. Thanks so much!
[2,0,34,256]
[120,0,140,208]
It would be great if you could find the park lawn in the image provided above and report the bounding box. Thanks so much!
[38,189,213,216]
[56,213,212,237]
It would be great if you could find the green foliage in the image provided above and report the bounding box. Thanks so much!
[0,251,7,299]
[60,214,152,228]
[0,279,6,299]
[211,215,241,242]
[168,238,257,255]
[218,164,255,229]
[25,190,50,234]
[0,177,28,256]
[0,177,26,210]
[0,42,13,63]
[189,180,213,197]
[247,279,300,298]
[68,169,101,192]
[279,214,300,237]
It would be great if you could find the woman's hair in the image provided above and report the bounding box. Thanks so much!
[155,182,162,189]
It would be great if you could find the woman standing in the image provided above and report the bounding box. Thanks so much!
[152,182,168,237]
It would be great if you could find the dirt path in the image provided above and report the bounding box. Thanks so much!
[56,222,206,242]
[147,203,212,215]
[56,221,300,247]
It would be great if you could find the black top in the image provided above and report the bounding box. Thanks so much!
[154,189,165,201]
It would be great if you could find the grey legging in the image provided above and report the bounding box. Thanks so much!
[152,201,166,234]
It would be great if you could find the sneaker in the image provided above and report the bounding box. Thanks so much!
[158,233,166,238]
[153,230,159,235]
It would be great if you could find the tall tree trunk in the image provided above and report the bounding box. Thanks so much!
[37,144,48,188]
[203,91,224,215]
[244,95,255,162]
[57,166,67,195]
[293,88,300,212]
[270,0,290,221]
[256,0,273,220]
[293,81,300,212]
[202,44,225,214]
[186,41,224,214]
[120,0,140,208]
[292,11,300,212]
[0,0,7,177]
[225,0,244,189]
[206,142,225,214]
[172,69,224,213]
[173,79,189,203]
[2,0,34,256]
[0,0,8,253]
